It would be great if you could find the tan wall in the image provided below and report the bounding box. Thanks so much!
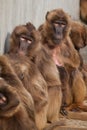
[0,0,80,54]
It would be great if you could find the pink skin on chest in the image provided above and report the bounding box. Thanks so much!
[52,47,63,66]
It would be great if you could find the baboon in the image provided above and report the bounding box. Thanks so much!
[3,23,49,130]
[0,55,38,130]
[80,0,87,24]
[5,24,48,130]
[39,9,87,111]
[8,22,62,126]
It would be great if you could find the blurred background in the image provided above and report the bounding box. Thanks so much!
[0,0,87,63]
[0,0,80,54]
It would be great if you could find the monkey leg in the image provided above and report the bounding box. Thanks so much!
[47,86,62,123]
[67,70,87,112]
[31,85,48,130]
[35,105,48,130]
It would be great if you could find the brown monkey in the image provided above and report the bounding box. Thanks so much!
[80,0,87,24]
[8,22,63,126]
[5,24,48,130]
[0,55,38,130]
[39,9,87,112]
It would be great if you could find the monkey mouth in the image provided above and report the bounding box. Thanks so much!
[53,38,62,44]
[18,51,26,56]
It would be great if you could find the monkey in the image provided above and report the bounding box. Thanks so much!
[2,22,49,130]
[80,0,87,24]
[0,55,38,130]
[3,24,49,130]
[8,22,63,126]
[38,9,87,112]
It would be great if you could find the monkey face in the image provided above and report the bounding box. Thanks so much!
[45,9,71,45]
[52,19,67,43]
[18,34,34,55]
[11,25,34,55]
[10,23,40,56]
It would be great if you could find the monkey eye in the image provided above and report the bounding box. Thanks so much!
[61,24,66,28]
[27,39,32,44]
[20,37,26,41]
[53,20,66,28]
[53,22,59,27]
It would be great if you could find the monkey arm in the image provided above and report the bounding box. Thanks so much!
[59,37,80,69]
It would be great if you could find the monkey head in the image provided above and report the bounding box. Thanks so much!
[43,9,71,46]
[9,22,41,56]
[70,21,87,51]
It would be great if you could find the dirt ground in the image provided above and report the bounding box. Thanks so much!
[59,101,87,129]
[64,117,87,128]
[46,100,87,130]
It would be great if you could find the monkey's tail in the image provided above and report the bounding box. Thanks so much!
[44,120,65,130]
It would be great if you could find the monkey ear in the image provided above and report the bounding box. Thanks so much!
[26,22,36,30]
[46,11,49,21]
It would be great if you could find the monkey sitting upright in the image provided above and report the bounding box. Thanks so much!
[5,26,48,130]
[39,9,87,112]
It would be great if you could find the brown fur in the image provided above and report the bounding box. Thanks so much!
[6,53,48,130]
[9,22,63,127]
[0,55,38,130]
[70,20,87,99]
[39,9,87,112]
[80,0,87,24]
[5,24,48,130]
[70,20,87,51]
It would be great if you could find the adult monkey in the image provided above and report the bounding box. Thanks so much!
[0,55,38,130]
[6,25,48,130]
[39,9,87,112]
[7,23,63,129]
